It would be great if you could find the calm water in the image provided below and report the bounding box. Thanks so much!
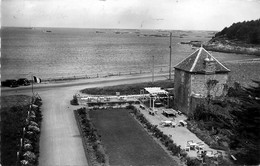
[1,27,258,80]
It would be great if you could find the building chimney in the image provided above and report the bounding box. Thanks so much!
[204,55,216,73]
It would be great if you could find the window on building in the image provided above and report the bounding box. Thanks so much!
[181,72,184,84]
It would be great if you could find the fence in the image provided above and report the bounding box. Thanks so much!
[41,66,175,83]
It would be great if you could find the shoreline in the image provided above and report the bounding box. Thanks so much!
[2,57,260,93]
[203,44,260,56]
[180,40,260,56]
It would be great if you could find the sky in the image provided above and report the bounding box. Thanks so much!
[1,0,260,30]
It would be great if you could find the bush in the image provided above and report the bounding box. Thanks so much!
[29,121,39,127]
[23,151,36,164]
[28,125,40,133]
[186,157,201,166]
[24,143,33,151]
[71,95,79,105]
[96,148,106,163]
[180,149,188,158]
[20,160,30,166]
[77,107,86,115]
[75,107,108,164]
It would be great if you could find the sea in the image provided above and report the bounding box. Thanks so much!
[1,27,258,81]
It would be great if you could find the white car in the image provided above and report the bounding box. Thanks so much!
[160,120,176,127]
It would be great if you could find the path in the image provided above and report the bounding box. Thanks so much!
[38,89,88,166]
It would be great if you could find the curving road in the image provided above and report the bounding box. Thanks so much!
[2,74,168,166]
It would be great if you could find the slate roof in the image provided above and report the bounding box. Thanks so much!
[174,47,230,73]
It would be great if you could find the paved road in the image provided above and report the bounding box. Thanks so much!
[2,74,168,166]
[38,88,88,166]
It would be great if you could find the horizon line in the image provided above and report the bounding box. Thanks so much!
[1,26,220,32]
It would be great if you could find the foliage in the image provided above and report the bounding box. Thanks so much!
[23,151,36,163]
[230,80,260,165]
[215,19,260,44]
[70,95,79,105]
[186,157,201,166]
[191,80,260,165]
[80,80,174,95]
[1,97,42,166]
[75,107,107,164]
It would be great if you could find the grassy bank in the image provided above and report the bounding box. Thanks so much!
[224,60,260,87]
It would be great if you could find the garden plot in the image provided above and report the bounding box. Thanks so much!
[89,108,177,166]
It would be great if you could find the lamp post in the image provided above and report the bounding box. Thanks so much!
[152,55,154,83]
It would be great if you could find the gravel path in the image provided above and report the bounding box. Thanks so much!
[38,89,88,166]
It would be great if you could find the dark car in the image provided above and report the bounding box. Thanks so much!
[1,79,19,88]
[17,78,31,86]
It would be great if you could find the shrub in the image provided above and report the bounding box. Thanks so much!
[24,143,33,151]
[96,148,106,163]
[23,151,36,163]
[75,107,108,165]
[29,121,39,127]
[24,138,32,145]
[28,125,40,133]
[180,149,188,158]
[77,107,86,115]
[186,157,201,166]
[20,160,30,166]
[169,144,181,156]
[71,95,79,105]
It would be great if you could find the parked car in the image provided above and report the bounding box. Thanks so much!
[140,105,145,109]
[160,120,176,127]
[1,79,19,88]
[17,78,31,86]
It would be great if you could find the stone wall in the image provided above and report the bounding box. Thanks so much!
[174,69,191,115]
[174,70,229,116]
[190,73,229,98]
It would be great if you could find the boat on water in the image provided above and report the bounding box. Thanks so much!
[96,31,105,33]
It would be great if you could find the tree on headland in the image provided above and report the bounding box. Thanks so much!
[215,19,260,44]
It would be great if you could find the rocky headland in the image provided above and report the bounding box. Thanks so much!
[182,19,260,56]
[202,37,260,56]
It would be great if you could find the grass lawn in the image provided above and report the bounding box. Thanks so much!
[224,61,260,87]
[89,108,177,166]
[81,80,174,95]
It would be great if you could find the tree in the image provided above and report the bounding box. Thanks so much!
[235,80,260,139]
[232,80,260,165]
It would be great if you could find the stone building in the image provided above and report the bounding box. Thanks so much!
[174,47,230,115]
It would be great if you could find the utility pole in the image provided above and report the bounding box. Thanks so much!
[31,74,34,95]
[169,32,172,80]
[152,55,154,83]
